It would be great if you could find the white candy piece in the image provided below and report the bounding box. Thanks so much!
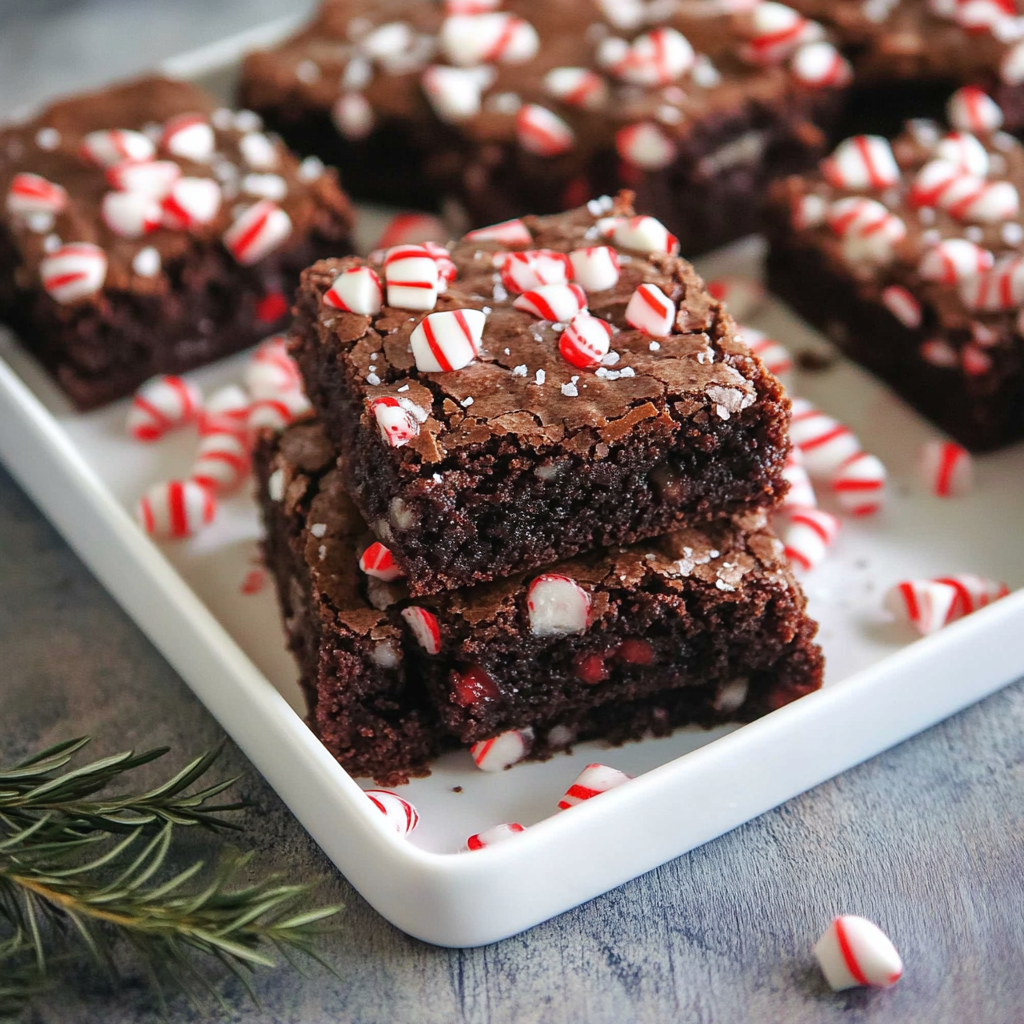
[6,173,67,217]
[40,243,107,303]
[514,283,587,322]
[400,606,441,654]
[385,244,440,310]
[947,86,1004,134]
[464,822,526,850]
[464,218,532,245]
[440,13,539,66]
[813,916,903,991]
[1001,39,1024,85]
[790,41,852,88]
[610,215,679,255]
[223,200,292,265]
[827,197,906,265]
[527,574,591,635]
[739,326,792,383]
[80,128,154,168]
[106,159,180,198]
[238,132,278,170]
[822,135,900,191]
[161,177,221,230]
[101,190,161,238]
[324,266,383,315]
[332,93,375,140]
[707,277,766,320]
[558,763,632,810]
[410,309,485,372]
[569,246,620,291]
[917,440,973,497]
[244,336,303,399]
[516,104,575,157]
[625,283,675,336]
[365,790,419,835]
[559,311,612,368]
[543,67,608,109]
[369,395,427,447]
[789,398,862,477]
[830,451,887,516]
[246,390,311,432]
[615,122,677,170]
[422,65,492,122]
[918,238,993,284]
[499,250,571,293]
[780,448,817,510]
[190,432,249,494]
[127,374,202,442]
[740,1,815,64]
[935,132,989,177]
[136,480,216,540]
[199,385,249,437]
[782,507,840,572]
[470,729,533,771]
[161,114,215,162]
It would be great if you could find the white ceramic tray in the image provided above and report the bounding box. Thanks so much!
[2,23,1023,948]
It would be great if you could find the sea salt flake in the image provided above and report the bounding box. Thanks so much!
[513,364,528,376]
[310,523,327,538]
[561,381,579,397]
[535,369,546,385]
[649,341,661,351]
[461,396,475,407]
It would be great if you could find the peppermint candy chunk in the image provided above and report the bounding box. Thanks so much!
[559,311,612,368]
[939,573,1010,616]
[615,122,677,170]
[557,764,631,810]
[424,241,458,286]
[106,159,181,198]
[465,822,526,850]
[246,390,311,432]
[917,440,972,496]
[161,114,215,161]
[789,398,862,477]
[885,579,961,636]
[161,177,222,230]
[359,541,403,581]
[324,266,383,315]
[470,728,533,771]
[422,65,493,123]
[401,606,441,654]
[625,283,675,336]
[440,13,539,66]
[1001,39,1024,84]
[500,250,572,293]
[791,41,852,89]
[199,385,250,437]
[822,135,900,191]
[947,86,1004,134]
[740,1,816,65]
[244,336,302,399]
[190,432,249,494]
[464,218,532,245]
[514,283,587,321]
[814,916,903,991]
[918,238,993,284]
[223,200,292,265]
[136,480,216,540]
[739,326,792,382]
[365,790,419,836]
[602,27,695,86]
[376,213,449,250]
[610,215,679,255]
[80,128,154,168]
[369,395,425,447]
[40,243,107,303]
[780,448,817,510]
[410,309,485,371]
[101,190,161,238]
[385,244,441,310]
[935,132,990,177]
[909,159,962,208]
[826,197,906,265]
[881,285,922,329]
[543,67,608,109]
[707,277,766,320]
[332,93,375,140]
[830,451,887,516]
[6,173,67,217]
[942,175,1020,223]
[516,105,575,157]
[527,574,591,635]
[569,246,620,291]
[961,256,1024,311]
[126,374,202,441]
[782,507,840,572]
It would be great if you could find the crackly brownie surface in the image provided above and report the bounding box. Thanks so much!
[766,111,1024,449]
[293,193,792,596]
[256,420,823,784]
[239,0,845,254]
[0,75,353,408]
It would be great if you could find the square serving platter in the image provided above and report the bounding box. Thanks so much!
[2,20,1024,948]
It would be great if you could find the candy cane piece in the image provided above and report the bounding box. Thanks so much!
[401,606,441,654]
[161,114,215,162]
[514,283,587,322]
[780,447,817,509]
[947,86,1004,134]
[410,308,485,371]
[569,246,620,291]
[788,398,862,477]
[246,390,311,432]
[707,277,766,320]
[500,250,572,294]
[136,480,216,540]
[609,215,679,255]
[625,283,675,336]
[543,67,608,109]
[385,244,440,310]
[359,541,403,581]
[740,1,816,65]
[223,200,292,265]
[199,385,250,438]
[40,243,107,303]
[161,177,221,230]
[527,574,591,635]
[375,212,449,250]
[324,266,383,315]
[880,285,922,329]
[918,238,993,284]
[935,132,989,177]
[470,729,533,771]
[559,311,613,368]
[439,13,539,66]
[364,790,419,835]
[190,432,249,494]
[782,507,840,571]
[814,916,903,990]
[791,41,852,88]
[244,336,303,399]
[738,326,792,382]
[830,451,887,516]
[126,374,202,442]
[101,190,162,238]
[464,822,526,850]
[516,104,575,157]
[557,764,631,810]
[822,135,900,191]
[368,395,428,447]
[6,173,67,217]
[615,122,677,170]
[884,579,961,635]
[80,128,154,167]
[105,159,181,198]
[464,218,532,246]
[917,440,972,496]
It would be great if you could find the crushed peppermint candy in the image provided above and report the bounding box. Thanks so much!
[535,369,546,385]
[513,364,528,376]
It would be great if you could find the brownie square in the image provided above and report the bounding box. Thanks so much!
[238,0,846,256]
[256,419,824,784]
[766,114,1024,451]
[0,75,354,409]
[292,193,792,596]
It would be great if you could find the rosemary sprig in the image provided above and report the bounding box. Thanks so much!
[0,739,340,1018]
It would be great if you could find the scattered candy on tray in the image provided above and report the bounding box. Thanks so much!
[917,441,973,497]
[557,764,632,810]
[885,574,1009,635]
[464,822,526,851]
[190,432,250,495]
[780,448,817,510]
[244,335,304,398]
[813,915,903,991]
[706,277,766,321]
[830,451,887,516]
[470,729,534,772]
[126,374,202,442]
[365,790,420,836]
[788,398,862,478]
[738,325,793,384]
[781,507,840,572]
[136,480,216,540]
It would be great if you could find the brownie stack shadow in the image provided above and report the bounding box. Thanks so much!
[255,192,824,785]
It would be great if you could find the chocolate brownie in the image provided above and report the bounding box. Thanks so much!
[766,111,1024,450]
[256,419,824,784]
[0,75,354,409]
[238,0,847,256]
[292,193,792,596]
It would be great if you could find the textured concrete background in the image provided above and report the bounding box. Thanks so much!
[2,3,1024,1022]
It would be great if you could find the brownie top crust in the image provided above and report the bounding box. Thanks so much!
[0,75,353,308]
[241,0,846,167]
[296,191,785,468]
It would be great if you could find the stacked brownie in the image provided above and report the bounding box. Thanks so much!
[256,193,824,783]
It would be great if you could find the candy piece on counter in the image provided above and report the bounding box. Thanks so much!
[136,480,216,540]
[813,915,903,991]
[190,432,250,494]
[917,441,973,496]
[788,398,862,477]
[557,763,632,810]
[830,451,887,516]
[365,789,419,835]
[470,729,533,771]
[782,507,840,572]
[464,822,526,851]
[244,335,303,399]
[706,277,766,320]
[126,374,202,442]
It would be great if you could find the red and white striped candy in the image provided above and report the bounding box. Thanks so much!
[831,451,887,516]
[439,13,539,66]
[324,266,383,315]
[543,67,608,109]
[101,190,161,238]
[782,507,840,571]
[464,218,532,246]
[445,0,501,12]
[559,311,613,368]
[244,337,302,399]
[190,431,249,494]
[917,440,972,496]
[499,250,572,293]
[80,128,154,168]
[947,86,1004,134]
[935,132,990,177]
[365,790,419,835]
[885,579,961,635]
[470,728,533,771]
[410,308,485,371]
[740,1,815,64]
[422,65,491,123]
[789,398,862,477]
[557,763,631,810]
[615,121,677,170]
[707,277,766,320]
[569,246,620,291]
[792,193,828,230]
[939,573,1009,616]
[126,374,202,441]
[940,175,1019,223]
[955,0,1010,31]
[105,159,180,198]
[625,283,675,336]
[881,284,922,329]
[223,199,292,265]
[359,541,403,581]
[908,159,962,208]
[961,256,1024,311]
[384,245,440,310]
[527,574,591,635]
[423,242,458,285]
[369,395,423,447]
[40,243,107,304]
[136,480,216,540]
[516,104,575,158]
[1001,39,1024,84]
[781,448,817,509]
[6,173,67,217]
[791,41,852,89]
[606,27,695,85]
[826,197,906,264]
[610,215,679,255]
[739,326,792,381]
[401,606,441,654]
[246,390,311,432]
[465,822,526,850]
[822,135,899,191]
[376,212,448,250]
[514,283,587,322]
[199,385,250,438]
[814,916,903,991]
[161,177,221,230]
[918,238,993,284]
[160,114,215,162]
